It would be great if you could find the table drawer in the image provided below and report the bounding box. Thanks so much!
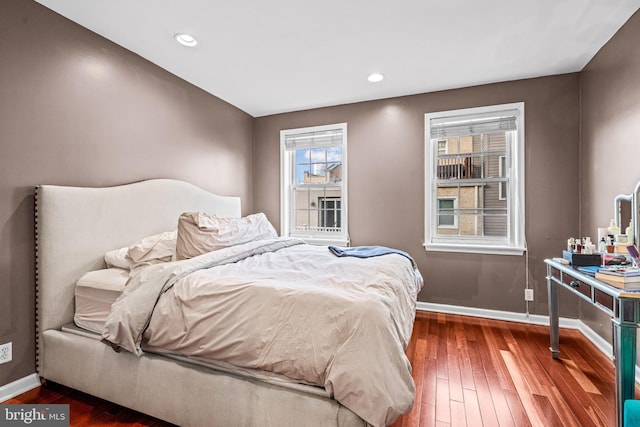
[594,288,614,314]
[562,274,592,299]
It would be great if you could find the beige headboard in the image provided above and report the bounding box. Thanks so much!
[35,179,241,371]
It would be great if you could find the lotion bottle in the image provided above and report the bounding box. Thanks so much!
[608,219,620,237]
[626,220,634,246]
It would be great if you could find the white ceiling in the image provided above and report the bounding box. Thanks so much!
[34,0,640,117]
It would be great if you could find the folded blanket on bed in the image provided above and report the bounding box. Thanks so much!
[328,245,417,268]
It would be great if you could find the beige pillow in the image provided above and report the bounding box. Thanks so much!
[104,247,130,269]
[125,230,177,274]
[176,212,277,260]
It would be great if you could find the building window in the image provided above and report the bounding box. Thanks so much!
[424,103,525,255]
[437,197,458,228]
[281,123,348,245]
[319,197,341,229]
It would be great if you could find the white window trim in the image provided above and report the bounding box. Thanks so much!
[424,102,525,256]
[280,123,349,246]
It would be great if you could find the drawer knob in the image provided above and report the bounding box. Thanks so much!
[569,281,580,288]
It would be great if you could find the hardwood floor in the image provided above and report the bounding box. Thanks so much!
[393,311,630,427]
[5,311,632,426]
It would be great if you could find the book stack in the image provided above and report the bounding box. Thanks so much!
[595,267,640,290]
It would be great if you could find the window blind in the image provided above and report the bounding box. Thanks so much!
[430,109,518,139]
[284,129,343,150]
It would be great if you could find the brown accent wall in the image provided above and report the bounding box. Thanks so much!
[254,75,581,317]
[0,0,253,387]
[5,0,637,394]
[579,9,640,338]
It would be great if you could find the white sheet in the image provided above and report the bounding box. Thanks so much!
[74,268,128,333]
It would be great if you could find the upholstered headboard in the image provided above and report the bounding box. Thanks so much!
[35,179,241,371]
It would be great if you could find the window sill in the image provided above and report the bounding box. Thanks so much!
[424,242,525,256]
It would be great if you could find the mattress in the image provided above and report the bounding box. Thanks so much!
[74,268,128,333]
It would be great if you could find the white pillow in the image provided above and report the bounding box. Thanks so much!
[104,231,178,275]
[104,247,130,269]
[126,231,177,274]
[176,212,277,260]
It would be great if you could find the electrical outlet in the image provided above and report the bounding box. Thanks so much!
[524,289,534,301]
[0,342,12,364]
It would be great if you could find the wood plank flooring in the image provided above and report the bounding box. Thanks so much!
[5,311,633,426]
[393,311,631,427]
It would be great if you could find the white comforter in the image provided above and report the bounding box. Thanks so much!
[102,238,423,427]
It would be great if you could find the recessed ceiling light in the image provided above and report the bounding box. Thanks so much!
[367,73,384,83]
[174,33,198,47]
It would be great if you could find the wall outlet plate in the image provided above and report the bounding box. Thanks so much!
[524,288,534,301]
[0,342,12,364]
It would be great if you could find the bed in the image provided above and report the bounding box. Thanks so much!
[35,178,423,427]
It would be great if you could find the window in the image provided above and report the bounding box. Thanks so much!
[424,103,525,255]
[319,197,341,229]
[281,123,348,245]
[437,197,458,228]
[437,140,447,156]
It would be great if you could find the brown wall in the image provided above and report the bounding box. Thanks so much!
[4,0,638,393]
[254,75,581,316]
[0,0,254,387]
[579,9,640,338]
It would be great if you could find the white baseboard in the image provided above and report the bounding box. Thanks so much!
[416,302,640,382]
[0,373,40,403]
